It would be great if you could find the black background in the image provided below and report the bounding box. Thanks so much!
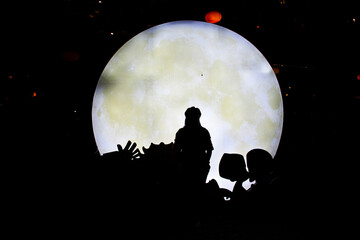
[3,0,360,238]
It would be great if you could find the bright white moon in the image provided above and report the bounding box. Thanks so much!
[92,21,283,190]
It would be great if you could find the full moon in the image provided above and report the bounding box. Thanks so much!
[92,21,283,190]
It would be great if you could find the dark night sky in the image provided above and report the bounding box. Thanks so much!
[2,0,359,171]
[2,0,360,237]
[3,0,359,152]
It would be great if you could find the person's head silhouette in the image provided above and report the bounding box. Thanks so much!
[219,153,249,182]
[184,106,201,128]
[246,148,273,182]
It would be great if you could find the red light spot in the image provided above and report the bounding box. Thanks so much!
[357,74,360,81]
[32,92,37,97]
[62,51,80,62]
[205,11,222,24]
[273,67,280,74]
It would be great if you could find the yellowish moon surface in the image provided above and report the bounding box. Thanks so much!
[92,21,283,190]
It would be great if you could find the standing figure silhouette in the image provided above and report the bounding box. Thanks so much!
[174,107,214,188]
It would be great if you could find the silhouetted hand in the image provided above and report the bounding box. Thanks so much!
[117,140,142,161]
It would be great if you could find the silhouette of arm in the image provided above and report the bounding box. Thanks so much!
[203,128,213,161]
[173,129,184,154]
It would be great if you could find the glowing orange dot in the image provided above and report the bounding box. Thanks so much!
[32,92,37,97]
[357,74,360,81]
[273,67,280,74]
[205,11,222,24]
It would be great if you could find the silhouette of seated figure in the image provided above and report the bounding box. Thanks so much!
[219,153,249,205]
[246,148,274,190]
[246,148,279,219]
[174,107,214,188]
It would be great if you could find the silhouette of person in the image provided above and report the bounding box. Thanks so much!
[174,107,214,187]
[246,148,273,187]
[219,153,249,204]
[173,107,214,230]
[246,148,280,220]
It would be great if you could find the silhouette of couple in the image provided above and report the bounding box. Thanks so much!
[175,107,280,218]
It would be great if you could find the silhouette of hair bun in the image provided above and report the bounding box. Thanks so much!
[185,106,201,118]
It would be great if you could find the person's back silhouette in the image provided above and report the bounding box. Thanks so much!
[173,107,214,229]
[174,107,214,188]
